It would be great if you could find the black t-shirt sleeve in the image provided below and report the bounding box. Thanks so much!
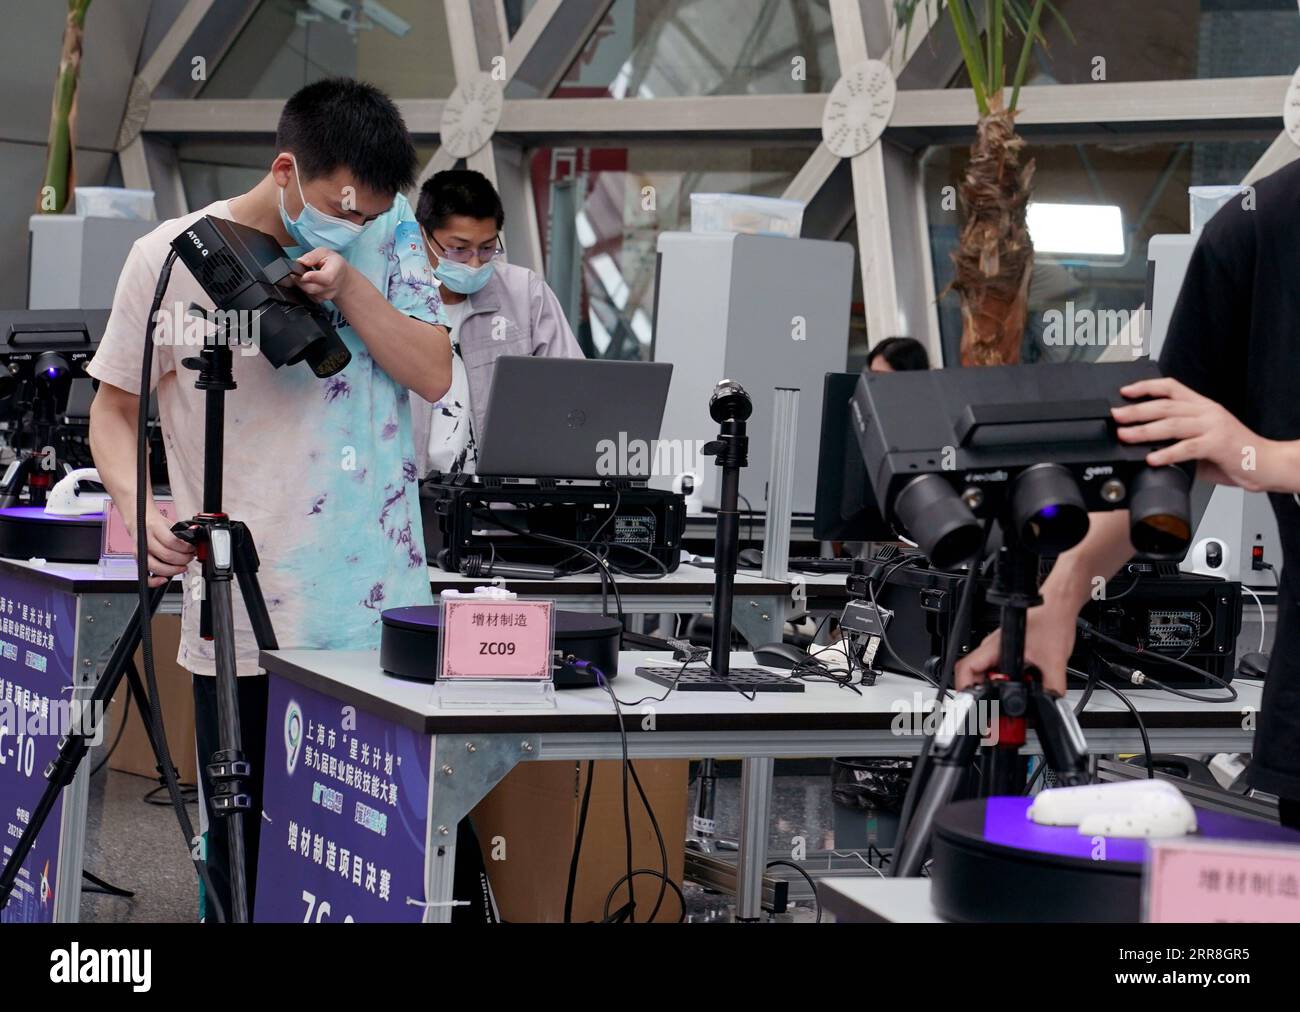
[1157,212,1252,421]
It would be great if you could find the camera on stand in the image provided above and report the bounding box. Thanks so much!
[848,359,1197,882]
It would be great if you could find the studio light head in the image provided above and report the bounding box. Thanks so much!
[851,360,1195,566]
[171,216,351,378]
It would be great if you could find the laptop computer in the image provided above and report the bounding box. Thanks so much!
[475,357,674,480]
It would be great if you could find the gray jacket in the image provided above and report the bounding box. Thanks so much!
[410,261,584,469]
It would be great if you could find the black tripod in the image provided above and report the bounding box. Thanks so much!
[0,334,277,923]
[0,382,62,508]
[891,527,1092,878]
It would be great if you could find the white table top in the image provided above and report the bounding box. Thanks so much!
[0,556,172,593]
[821,878,942,923]
[258,646,1263,738]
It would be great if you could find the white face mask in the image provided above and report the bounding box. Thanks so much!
[424,234,497,295]
[278,157,367,252]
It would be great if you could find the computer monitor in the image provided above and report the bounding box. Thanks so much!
[813,371,891,542]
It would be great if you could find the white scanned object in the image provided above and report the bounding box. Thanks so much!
[44,468,107,516]
[1028,779,1197,839]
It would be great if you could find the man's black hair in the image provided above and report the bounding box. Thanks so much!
[275,78,416,195]
[867,336,931,372]
[416,170,506,233]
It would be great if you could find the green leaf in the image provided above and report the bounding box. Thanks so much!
[1010,0,1047,111]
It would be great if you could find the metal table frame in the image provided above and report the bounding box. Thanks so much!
[0,559,146,923]
[259,647,1262,923]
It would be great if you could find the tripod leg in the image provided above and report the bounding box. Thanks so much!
[891,687,989,878]
[1032,689,1091,788]
[123,660,183,787]
[232,525,278,650]
[206,575,251,923]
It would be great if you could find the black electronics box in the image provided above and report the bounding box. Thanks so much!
[1074,564,1241,688]
[421,474,685,576]
[851,549,1241,689]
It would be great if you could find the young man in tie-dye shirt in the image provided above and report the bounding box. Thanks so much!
[88,79,449,917]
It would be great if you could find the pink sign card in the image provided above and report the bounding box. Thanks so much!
[1145,837,1300,922]
[439,598,554,681]
[101,498,177,559]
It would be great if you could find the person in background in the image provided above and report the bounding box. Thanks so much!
[88,78,449,918]
[411,169,583,476]
[867,336,930,373]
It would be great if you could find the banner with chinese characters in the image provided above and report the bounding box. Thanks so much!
[0,573,76,924]
[254,675,432,923]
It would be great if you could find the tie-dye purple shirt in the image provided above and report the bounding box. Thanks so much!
[89,195,447,675]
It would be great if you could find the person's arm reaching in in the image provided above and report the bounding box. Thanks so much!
[955,510,1135,695]
[295,247,452,402]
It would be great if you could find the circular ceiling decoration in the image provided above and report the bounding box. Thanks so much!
[439,74,505,159]
[822,60,897,158]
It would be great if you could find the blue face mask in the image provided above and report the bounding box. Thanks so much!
[428,243,496,296]
[278,158,367,252]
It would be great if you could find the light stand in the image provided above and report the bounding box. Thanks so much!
[702,380,752,680]
[167,330,280,922]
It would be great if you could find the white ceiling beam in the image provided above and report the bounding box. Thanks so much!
[1243,130,1300,185]
[783,144,843,203]
[502,0,617,99]
[783,1,944,216]
[144,78,1291,140]
[146,99,447,135]
[893,76,1291,130]
[828,0,904,347]
[414,147,460,190]
[117,0,219,157]
[494,94,827,135]
[117,136,152,191]
[139,0,218,94]
[444,0,490,82]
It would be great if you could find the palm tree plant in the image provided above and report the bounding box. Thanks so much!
[894,0,1071,366]
[38,0,94,215]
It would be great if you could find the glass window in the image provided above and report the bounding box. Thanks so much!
[504,0,536,38]
[937,0,1300,89]
[552,0,840,99]
[531,143,817,359]
[922,137,1274,366]
[199,0,457,99]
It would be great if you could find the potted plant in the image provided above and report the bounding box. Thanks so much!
[894,0,1072,366]
[38,0,94,215]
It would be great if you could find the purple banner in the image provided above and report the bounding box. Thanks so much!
[255,674,431,922]
[0,573,77,923]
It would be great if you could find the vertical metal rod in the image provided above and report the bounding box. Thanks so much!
[735,756,774,921]
[762,388,799,581]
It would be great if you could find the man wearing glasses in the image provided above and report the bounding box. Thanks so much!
[410,169,582,475]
